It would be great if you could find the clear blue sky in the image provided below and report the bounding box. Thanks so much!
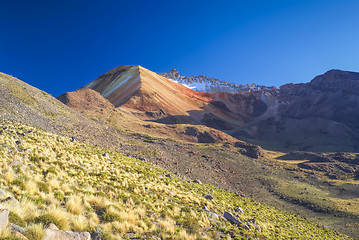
[1,0,358,96]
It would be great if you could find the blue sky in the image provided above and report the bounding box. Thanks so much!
[1,0,358,96]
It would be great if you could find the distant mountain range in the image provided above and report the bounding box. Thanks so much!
[72,65,359,152]
[160,68,276,93]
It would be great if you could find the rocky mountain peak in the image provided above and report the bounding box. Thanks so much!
[160,69,275,93]
[310,69,359,91]
[168,68,180,78]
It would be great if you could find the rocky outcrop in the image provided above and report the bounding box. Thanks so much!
[223,212,250,230]
[235,142,264,159]
[44,224,91,240]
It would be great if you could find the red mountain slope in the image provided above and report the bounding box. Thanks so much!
[81,65,211,121]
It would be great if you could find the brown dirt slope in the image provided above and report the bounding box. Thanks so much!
[58,88,237,144]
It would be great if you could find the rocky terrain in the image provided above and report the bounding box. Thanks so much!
[160,69,275,93]
[81,66,359,152]
[1,69,359,239]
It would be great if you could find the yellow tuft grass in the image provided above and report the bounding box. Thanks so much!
[47,205,71,230]
[176,229,197,240]
[65,195,84,215]
[158,217,177,234]
[73,214,89,231]
[25,223,45,240]
[25,180,39,195]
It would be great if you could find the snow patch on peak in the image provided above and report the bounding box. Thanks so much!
[161,70,276,94]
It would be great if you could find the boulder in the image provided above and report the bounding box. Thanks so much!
[1,197,20,205]
[204,194,213,200]
[208,212,219,220]
[47,223,59,230]
[0,209,9,230]
[44,228,91,240]
[223,212,250,230]
[91,231,101,240]
[235,142,264,159]
[8,160,27,172]
[0,188,6,198]
[193,179,202,184]
[11,231,28,239]
[9,223,25,233]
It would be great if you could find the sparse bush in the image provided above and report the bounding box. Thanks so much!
[176,216,199,234]
[37,181,49,193]
[90,227,112,240]
[102,212,121,222]
[45,167,57,176]
[11,165,22,174]
[53,191,64,201]
[34,214,61,228]
[11,179,25,190]
[0,237,25,240]
[9,211,26,227]
[29,155,47,164]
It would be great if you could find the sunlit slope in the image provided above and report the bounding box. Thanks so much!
[81,65,212,121]
[0,120,351,240]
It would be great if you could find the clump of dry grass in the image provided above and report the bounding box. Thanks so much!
[65,195,84,215]
[25,223,45,240]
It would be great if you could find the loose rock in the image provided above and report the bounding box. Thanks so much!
[235,207,244,214]
[91,231,101,240]
[44,228,91,240]
[193,179,202,184]
[0,188,6,198]
[47,223,59,230]
[9,223,25,234]
[204,194,213,200]
[1,197,20,205]
[223,212,250,230]
[202,206,210,212]
[209,212,219,220]
[11,231,28,239]
[0,209,9,230]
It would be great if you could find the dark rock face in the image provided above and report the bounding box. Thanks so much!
[279,70,359,130]
[184,127,218,143]
[205,69,359,152]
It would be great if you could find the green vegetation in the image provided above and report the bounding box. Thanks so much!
[0,120,352,239]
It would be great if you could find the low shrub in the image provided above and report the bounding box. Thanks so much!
[9,211,26,227]
[34,214,61,228]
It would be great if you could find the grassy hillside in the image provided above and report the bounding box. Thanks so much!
[0,120,350,239]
